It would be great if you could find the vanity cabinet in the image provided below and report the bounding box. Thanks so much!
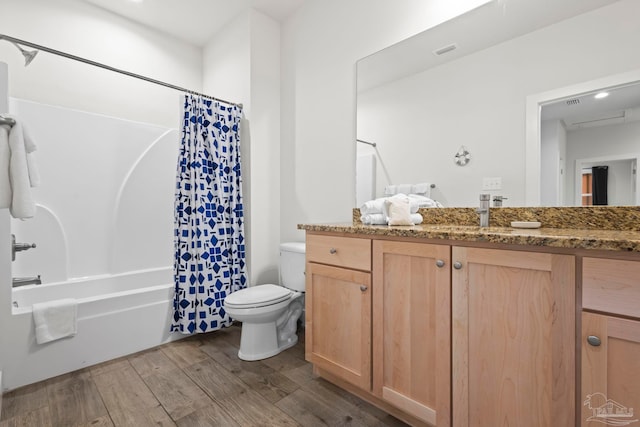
[581,258,640,426]
[372,241,451,426]
[451,247,575,427]
[305,234,372,391]
[305,232,577,426]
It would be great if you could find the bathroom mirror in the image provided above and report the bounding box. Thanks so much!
[355,0,640,207]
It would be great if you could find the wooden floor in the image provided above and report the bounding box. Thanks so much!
[0,325,408,427]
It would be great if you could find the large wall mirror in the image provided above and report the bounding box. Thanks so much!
[356,0,640,208]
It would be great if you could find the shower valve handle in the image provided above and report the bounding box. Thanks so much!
[11,234,37,261]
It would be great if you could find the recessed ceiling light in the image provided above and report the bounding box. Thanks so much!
[594,92,610,99]
[128,0,144,3]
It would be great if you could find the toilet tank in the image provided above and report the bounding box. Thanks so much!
[279,242,306,292]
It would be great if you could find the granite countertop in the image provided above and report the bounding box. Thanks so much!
[298,222,640,252]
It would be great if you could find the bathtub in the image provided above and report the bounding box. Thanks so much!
[0,98,183,391]
[3,267,185,391]
[12,268,173,316]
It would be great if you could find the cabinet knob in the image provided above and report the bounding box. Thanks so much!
[587,335,601,347]
[453,261,463,270]
[435,259,445,268]
[360,285,368,292]
[329,247,337,254]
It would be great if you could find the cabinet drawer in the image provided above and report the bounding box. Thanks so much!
[306,234,371,271]
[583,257,640,318]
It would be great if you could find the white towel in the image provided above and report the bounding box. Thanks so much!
[407,194,444,208]
[360,194,419,216]
[32,298,78,344]
[0,125,11,209]
[2,115,39,219]
[411,183,432,197]
[361,213,423,225]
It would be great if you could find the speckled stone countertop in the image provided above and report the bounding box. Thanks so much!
[299,206,640,252]
[298,222,640,252]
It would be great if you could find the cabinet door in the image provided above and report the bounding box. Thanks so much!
[373,241,451,426]
[305,262,372,390]
[452,247,575,427]
[582,312,640,427]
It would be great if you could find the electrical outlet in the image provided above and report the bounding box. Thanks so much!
[482,177,502,190]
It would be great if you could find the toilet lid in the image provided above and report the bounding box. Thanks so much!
[225,284,292,308]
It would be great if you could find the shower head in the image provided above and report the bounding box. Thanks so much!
[11,42,38,66]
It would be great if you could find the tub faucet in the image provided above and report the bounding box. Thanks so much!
[477,194,490,227]
[12,275,42,287]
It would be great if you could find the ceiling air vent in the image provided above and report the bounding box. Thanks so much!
[433,43,458,56]
[566,98,581,106]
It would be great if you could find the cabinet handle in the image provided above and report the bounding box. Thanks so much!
[587,335,601,347]
[453,261,463,270]
[435,259,445,268]
[329,247,337,254]
[360,285,368,292]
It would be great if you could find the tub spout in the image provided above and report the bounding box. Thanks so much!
[12,275,42,287]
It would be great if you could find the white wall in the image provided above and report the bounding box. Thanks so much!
[354,0,640,208]
[0,63,11,390]
[203,10,281,285]
[565,120,640,205]
[0,0,201,128]
[280,0,492,242]
[540,120,567,206]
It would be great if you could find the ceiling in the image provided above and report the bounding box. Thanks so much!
[541,82,640,130]
[357,0,618,93]
[81,0,306,46]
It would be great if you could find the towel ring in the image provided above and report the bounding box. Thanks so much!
[454,145,471,166]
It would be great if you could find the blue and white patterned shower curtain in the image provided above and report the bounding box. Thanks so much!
[172,94,247,334]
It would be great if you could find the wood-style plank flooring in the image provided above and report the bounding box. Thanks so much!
[0,325,408,426]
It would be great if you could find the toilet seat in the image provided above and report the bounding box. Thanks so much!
[225,284,293,309]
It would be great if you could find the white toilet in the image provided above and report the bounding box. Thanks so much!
[224,242,305,361]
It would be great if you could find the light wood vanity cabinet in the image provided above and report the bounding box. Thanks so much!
[581,258,640,427]
[452,247,575,427]
[373,241,451,426]
[305,232,578,427]
[305,234,372,391]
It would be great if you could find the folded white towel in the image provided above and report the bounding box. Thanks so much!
[33,298,78,344]
[360,194,420,216]
[360,213,387,225]
[360,197,387,216]
[361,213,423,225]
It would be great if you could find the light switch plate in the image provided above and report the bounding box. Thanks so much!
[482,177,502,190]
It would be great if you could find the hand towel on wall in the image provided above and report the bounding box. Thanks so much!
[407,194,443,208]
[0,125,11,208]
[32,298,78,344]
[1,116,40,219]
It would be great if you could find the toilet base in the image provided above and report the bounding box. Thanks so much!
[238,328,298,361]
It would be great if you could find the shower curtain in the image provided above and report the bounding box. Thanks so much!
[172,94,247,334]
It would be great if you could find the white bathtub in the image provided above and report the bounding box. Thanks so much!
[0,99,183,391]
[12,268,173,316]
[3,267,184,391]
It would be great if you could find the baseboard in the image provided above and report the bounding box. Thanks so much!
[0,370,3,420]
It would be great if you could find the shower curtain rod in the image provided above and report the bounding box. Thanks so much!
[0,34,242,108]
[357,139,377,147]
